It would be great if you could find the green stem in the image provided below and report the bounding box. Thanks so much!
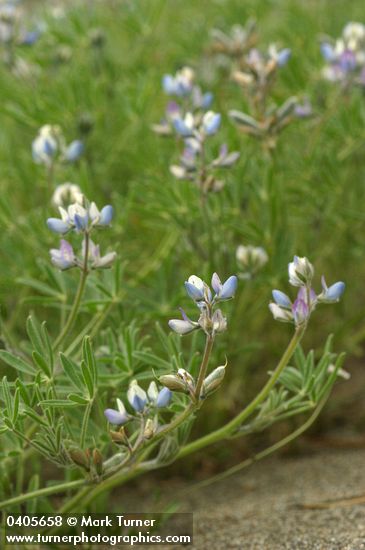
[0,480,85,511]
[53,232,90,351]
[80,400,93,449]
[46,161,55,193]
[183,391,330,492]
[194,335,214,400]
[177,324,306,458]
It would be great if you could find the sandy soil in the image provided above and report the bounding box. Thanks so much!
[125,448,365,550]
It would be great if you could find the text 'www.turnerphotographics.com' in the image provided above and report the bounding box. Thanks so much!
[2,513,193,546]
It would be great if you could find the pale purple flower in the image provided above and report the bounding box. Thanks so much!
[292,298,309,325]
[50,240,77,270]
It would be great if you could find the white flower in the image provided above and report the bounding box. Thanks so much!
[288,256,314,287]
[52,183,83,207]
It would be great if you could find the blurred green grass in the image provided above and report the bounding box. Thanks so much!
[1,0,365,438]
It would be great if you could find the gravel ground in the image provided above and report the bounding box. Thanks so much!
[126,448,365,550]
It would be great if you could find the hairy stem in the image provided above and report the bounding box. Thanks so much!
[53,232,90,351]
[194,335,214,400]
[177,324,306,458]
[0,479,85,511]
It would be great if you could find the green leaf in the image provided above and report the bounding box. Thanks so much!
[12,388,20,424]
[38,400,79,408]
[32,351,51,377]
[41,322,54,374]
[1,376,13,417]
[81,360,94,398]
[133,350,171,371]
[68,393,89,405]
[0,350,36,376]
[27,316,46,356]
[83,337,97,386]
[60,353,83,389]
[16,379,31,406]
[17,277,63,298]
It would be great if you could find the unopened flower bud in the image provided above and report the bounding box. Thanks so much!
[69,448,90,471]
[159,374,188,392]
[202,365,226,398]
[288,256,314,287]
[144,419,155,440]
[110,427,129,447]
[92,448,103,476]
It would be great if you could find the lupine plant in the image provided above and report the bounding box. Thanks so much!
[320,22,365,90]
[236,244,269,279]
[0,0,41,69]
[153,67,240,200]
[0,241,346,513]
[228,43,311,150]
[209,19,257,67]
[32,125,84,190]
[0,0,362,524]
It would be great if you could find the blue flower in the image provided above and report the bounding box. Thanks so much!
[32,125,59,166]
[202,111,221,135]
[99,205,114,226]
[185,275,206,301]
[156,387,172,408]
[211,273,238,301]
[276,48,291,67]
[47,218,70,234]
[64,140,84,162]
[162,67,194,97]
[173,113,195,137]
[20,30,41,46]
[47,201,113,234]
[320,43,336,62]
[127,380,147,412]
[320,277,345,303]
[104,398,128,425]
[168,308,199,335]
[272,290,292,309]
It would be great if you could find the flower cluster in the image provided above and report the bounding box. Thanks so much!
[232,44,292,95]
[269,256,345,326]
[0,1,40,61]
[321,22,365,88]
[47,199,113,234]
[52,182,83,207]
[209,19,257,62]
[170,117,240,193]
[104,380,172,443]
[32,125,84,167]
[47,196,116,271]
[236,244,268,278]
[228,43,311,149]
[169,273,237,336]
[152,67,213,136]
[50,238,116,271]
